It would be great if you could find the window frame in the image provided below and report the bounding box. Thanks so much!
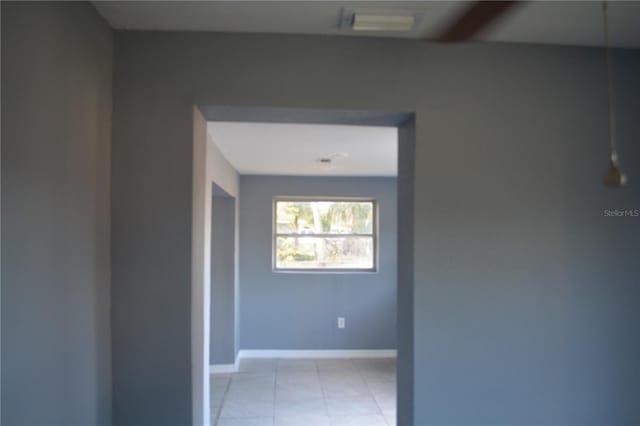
[272,196,379,273]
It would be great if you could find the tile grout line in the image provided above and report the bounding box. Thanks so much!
[359,363,388,421]
[272,358,278,426]
[212,374,233,426]
[366,382,390,425]
[316,359,332,423]
[363,363,397,426]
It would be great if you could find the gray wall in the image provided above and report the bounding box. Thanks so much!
[1,2,113,425]
[239,176,398,350]
[210,187,237,365]
[208,134,241,367]
[414,53,640,425]
[396,117,415,426]
[111,29,640,425]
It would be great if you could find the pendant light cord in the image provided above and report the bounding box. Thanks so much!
[602,1,618,160]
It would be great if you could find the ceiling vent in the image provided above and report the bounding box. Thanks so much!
[340,9,418,32]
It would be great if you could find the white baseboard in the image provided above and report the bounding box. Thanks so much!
[209,364,236,374]
[211,350,396,372]
[210,353,240,374]
[237,349,396,359]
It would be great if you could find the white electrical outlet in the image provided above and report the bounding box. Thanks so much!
[337,317,345,329]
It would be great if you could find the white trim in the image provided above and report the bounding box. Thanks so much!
[209,364,237,374]
[191,106,211,426]
[237,349,396,359]
[210,354,241,374]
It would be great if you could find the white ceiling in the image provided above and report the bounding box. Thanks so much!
[207,122,398,177]
[484,1,640,48]
[93,1,640,48]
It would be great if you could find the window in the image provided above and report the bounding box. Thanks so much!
[274,198,377,271]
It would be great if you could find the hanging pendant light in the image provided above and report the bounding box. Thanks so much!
[601,1,627,187]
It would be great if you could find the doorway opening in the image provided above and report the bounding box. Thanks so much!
[192,107,415,426]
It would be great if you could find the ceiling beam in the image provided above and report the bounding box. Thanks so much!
[435,1,520,42]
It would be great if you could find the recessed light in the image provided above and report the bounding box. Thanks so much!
[315,153,348,170]
[315,157,337,171]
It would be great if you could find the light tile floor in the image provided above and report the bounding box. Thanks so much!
[211,358,396,426]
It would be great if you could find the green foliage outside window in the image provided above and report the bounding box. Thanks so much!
[275,199,376,270]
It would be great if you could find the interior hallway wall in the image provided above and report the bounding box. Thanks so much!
[210,188,237,365]
[111,30,640,425]
[1,2,113,425]
[208,136,241,367]
[239,176,398,351]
